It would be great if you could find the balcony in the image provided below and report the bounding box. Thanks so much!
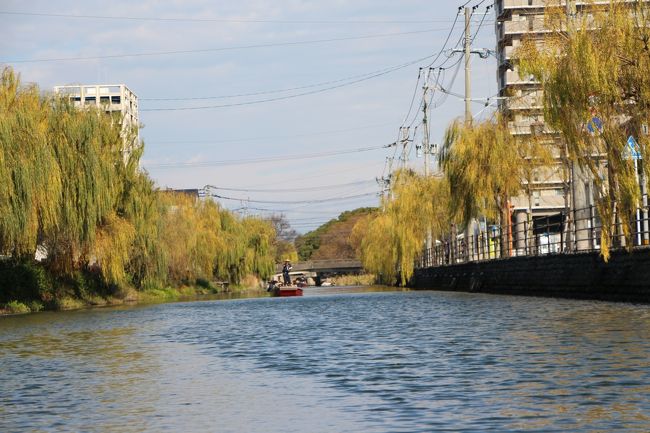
[504,92,543,111]
[504,15,550,36]
[496,0,547,19]
[507,117,553,136]
[499,68,539,90]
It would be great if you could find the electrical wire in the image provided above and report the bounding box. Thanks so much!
[0,10,466,24]
[400,69,422,127]
[141,53,439,111]
[144,55,441,102]
[205,179,375,193]
[6,28,454,64]
[210,191,377,205]
[381,1,493,186]
[145,142,395,169]
[232,207,352,215]
[425,8,462,68]
[149,122,387,146]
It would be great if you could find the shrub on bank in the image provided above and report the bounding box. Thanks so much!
[0,260,52,304]
[4,300,30,314]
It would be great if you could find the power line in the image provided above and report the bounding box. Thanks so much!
[425,9,463,68]
[400,69,423,127]
[145,142,395,169]
[233,207,349,215]
[149,123,387,146]
[5,28,453,64]
[141,54,438,111]
[205,179,375,193]
[0,10,476,24]
[143,55,439,102]
[210,191,378,205]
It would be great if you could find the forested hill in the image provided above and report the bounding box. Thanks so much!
[295,208,376,261]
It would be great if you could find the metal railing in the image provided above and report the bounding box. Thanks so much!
[416,197,650,268]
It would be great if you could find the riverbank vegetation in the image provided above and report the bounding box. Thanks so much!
[354,0,650,281]
[295,208,375,260]
[0,67,276,312]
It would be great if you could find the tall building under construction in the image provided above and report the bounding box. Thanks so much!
[495,0,603,249]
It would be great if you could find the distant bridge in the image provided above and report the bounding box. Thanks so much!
[274,259,364,284]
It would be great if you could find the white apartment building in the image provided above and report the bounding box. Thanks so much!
[53,84,140,155]
[495,0,568,228]
[495,0,631,251]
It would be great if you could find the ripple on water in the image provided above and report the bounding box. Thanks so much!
[1,289,650,432]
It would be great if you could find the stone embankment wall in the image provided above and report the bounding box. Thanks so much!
[410,248,650,303]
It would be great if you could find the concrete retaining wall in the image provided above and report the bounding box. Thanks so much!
[410,248,650,303]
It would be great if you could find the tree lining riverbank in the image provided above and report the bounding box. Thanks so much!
[0,67,277,312]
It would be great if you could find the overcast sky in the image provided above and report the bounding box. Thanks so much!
[1,0,497,233]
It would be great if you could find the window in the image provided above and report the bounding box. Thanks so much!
[60,87,80,95]
[111,96,121,104]
[84,97,96,105]
[100,96,110,104]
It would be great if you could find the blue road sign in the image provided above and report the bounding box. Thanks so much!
[587,116,603,133]
[626,135,642,160]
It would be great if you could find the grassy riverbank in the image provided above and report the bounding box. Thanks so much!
[1,284,266,315]
[329,273,377,286]
[0,260,265,315]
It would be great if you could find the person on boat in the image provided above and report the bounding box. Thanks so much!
[266,279,278,292]
[282,259,292,286]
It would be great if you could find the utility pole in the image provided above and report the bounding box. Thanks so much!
[422,68,432,176]
[449,6,493,260]
[463,6,474,261]
[399,127,410,170]
[464,6,472,125]
[422,68,433,265]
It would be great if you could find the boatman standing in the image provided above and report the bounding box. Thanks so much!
[282,259,292,286]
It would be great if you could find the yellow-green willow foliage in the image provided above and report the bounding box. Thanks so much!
[0,68,62,257]
[160,193,222,284]
[240,217,275,280]
[119,156,167,289]
[356,170,451,285]
[212,213,275,283]
[441,118,523,226]
[159,193,276,285]
[92,212,136,286]
[1,66,278,294]
[518,1,650,258]
[43,97,125,274]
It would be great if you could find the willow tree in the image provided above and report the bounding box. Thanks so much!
[240,216,276,281]
[42,97,125,274]
[518,0,650,258]
[0,67,62,258]
[441,117,523,255]
[355,170,451,285]
[356,212,399,284]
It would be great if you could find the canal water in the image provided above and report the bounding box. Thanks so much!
[1,288,649,432]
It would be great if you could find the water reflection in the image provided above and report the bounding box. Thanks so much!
[1,288,649,432]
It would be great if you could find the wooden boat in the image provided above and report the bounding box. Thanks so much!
[267,281,304,297]
[274,286,304,297]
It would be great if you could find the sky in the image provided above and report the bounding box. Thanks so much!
[1,0,497,233]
